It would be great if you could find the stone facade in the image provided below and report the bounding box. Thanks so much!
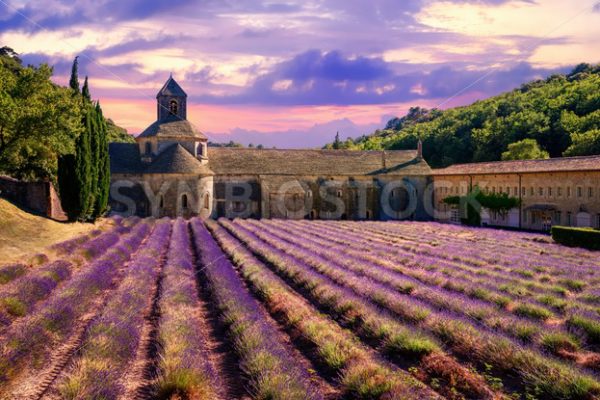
[432,159,600,231]
[108,77,432,221]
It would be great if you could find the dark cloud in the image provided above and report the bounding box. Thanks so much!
[276,50,392,81]
[191,50,569,106]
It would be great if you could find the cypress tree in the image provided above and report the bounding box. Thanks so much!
[93,102,110,218]
[82,76,91,101]
[74,108,92,221]
[69,56,80,93]
[88,103,99,217]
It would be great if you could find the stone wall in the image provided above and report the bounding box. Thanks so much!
[0,176,67,221]
[211,174,430,221]
[109,173,213,219]
[432,171,600,231]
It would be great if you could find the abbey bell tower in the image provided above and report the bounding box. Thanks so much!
[157,74,187,121]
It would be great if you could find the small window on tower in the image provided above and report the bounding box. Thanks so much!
[169,100,178,115]
[145,141,152,155]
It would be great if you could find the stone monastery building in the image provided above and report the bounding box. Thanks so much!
[108,77,600,231]
[109,77,432,221]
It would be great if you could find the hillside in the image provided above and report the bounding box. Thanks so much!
[331,63,600,168]
[0,198,100,263]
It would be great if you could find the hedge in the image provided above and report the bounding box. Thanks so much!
[551,226,600,250]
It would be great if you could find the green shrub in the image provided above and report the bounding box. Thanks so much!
[568,315,600,344]
[551,226,600,250]
[514,303,553,320]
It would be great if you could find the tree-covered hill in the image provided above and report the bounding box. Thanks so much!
[327,63,600,168]
[0,47,132,182]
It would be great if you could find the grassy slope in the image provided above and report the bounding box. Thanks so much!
[0,199,101,263]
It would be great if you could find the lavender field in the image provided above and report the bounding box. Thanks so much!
[1,218,600,400]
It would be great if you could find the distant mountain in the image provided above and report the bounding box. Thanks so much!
[327,63,600,168]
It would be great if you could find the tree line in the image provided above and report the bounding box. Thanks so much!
[325,63,600,167]
[0,48,132,221]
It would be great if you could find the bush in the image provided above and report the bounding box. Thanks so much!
[551,226,600,250]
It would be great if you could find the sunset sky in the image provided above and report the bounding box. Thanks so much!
[1,0,599,147]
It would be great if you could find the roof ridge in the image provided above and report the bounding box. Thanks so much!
[435,153,600,170]
[210,147,417,154]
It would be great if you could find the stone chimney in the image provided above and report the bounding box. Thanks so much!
[417,139,423,160]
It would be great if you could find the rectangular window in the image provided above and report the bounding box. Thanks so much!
[538,187,543,196]
[567,212,572,226]
[530,187,534,196]
[577,187,582,198]
[558,187,562,197]
[554,211,562,225]
[514,187,518,196]
[567,187,571,198]
[589,187,593,198]
[521,187,526,196]
[548,187,552,197]
[492,186,496,194]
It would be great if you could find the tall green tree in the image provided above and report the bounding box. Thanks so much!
[69,56,80,93]
[332,132,341,149]
[74,108,93,220]
[0,54,81,181]
[82,76,91,101]
[501,138,550,160]
[93,102,110,218]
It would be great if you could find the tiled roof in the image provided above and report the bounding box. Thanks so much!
[157,76,186,97]
[432,155,600,175]
[207,148,431,176]
[109,143,212,175]
[147,144,213,175]
[109,143,145,174]
[138,118,207,139]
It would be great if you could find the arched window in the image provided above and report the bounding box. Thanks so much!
[169,100,178,115]
[181,194,188,209]
[204,194,210,209]
[145,141,152,155]
[159,195,164,209]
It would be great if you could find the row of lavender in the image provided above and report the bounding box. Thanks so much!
[213,219,496,399]
[283,220,600,350]
[223,219,600,400]
[0,217,138,333]
[0,219,152,395]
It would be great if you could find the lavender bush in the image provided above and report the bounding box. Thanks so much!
[191,219,322,400]
[0,221,152,387]
[154,218,220,400]
[58,219,171,399]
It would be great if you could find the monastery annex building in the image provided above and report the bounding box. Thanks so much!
[108,77,600,231]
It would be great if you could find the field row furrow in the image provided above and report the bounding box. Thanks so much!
[228,219,600,400]
[0,220,152,396]
[49,219,172,399]
[191,218,326,400]
[211,219,448,400]
[289,220,600,322]
[263,220,594,356]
